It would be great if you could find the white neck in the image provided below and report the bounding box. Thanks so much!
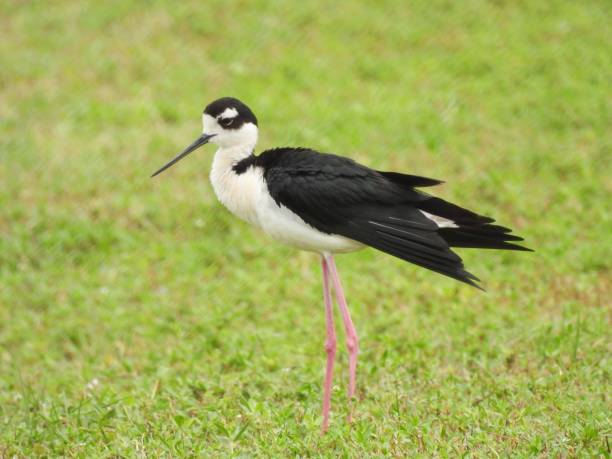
[206,121,261,225]
[209,144,262,226]
[211,144,254,174]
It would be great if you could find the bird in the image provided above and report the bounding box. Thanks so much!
[151,96,531,433]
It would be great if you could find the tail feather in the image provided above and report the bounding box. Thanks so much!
[372,234,483,288]
[439,227,532,251]
[378,171,444,188]
[417,197,532,251]
[335,194,531,289]
[418,197,494,225]
[342,208,484,289]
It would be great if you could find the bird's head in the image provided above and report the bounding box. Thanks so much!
[151,97,258,177]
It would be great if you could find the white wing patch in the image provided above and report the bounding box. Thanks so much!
[420,210,459,228]
[219,107,239,119]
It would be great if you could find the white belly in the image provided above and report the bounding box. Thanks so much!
[210,156,362,254]
[256,191,363,253]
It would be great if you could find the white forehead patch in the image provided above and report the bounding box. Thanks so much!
[219,107,239,119]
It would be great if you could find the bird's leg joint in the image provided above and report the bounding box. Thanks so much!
[345,335,359,354]
[325,338,337,354]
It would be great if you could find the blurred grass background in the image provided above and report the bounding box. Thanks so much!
[1,0,610,456]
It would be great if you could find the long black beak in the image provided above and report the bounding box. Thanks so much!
[151,133,216,177]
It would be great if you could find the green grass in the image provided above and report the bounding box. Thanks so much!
[1,0,610,456]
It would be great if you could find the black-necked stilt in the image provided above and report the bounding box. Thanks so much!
[152,97,531,432]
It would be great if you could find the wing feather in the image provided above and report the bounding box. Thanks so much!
[258,148,482,287]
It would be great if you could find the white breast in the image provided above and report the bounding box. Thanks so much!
[209,149,362,254]
[209,152,262,226]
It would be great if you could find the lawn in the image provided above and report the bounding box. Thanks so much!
[1,0,610,456]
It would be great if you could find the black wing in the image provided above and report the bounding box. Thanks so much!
[377,170,444,188]
[256,148,501,288]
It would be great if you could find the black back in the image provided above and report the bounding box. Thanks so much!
[234,147,529,288]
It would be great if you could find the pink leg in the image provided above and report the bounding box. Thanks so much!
[320,255,336,433]
[326,254,359,421]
